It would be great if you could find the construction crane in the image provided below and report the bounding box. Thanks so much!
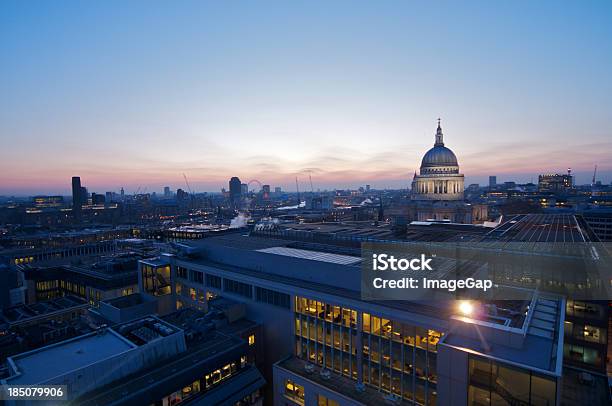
[309,173,314,193]
[592,165,598,186]
[183,173,194,196]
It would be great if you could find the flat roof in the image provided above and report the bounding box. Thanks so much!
[176,253,453,324]
[6,329,135,385]
[441,294,563,375]
[2,295,87,324]
[256,246,361,265]
[483,214,590,243]
[75,332,243,406]
[276,356,412,405]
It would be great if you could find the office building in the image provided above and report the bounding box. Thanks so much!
[263,185,271,200]
[71,176,82,212]
[91,192,105,205]
[135,213,609,405]
[1,310,265,406]
[488,176,496,189]
[579,208,612,241]
[176,188,188,201]
[230,177,242,205]
[22,254,141,306]
[0,295,90,359]
[538,173,573,193]
[31,196,64,208]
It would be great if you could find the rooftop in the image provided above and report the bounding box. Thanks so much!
[105,293,148,309]
[1,295,87,325]
[277,356,412,405]
[440,293,564,375]
[74,330,247,406]
[114,317,179,346]
[5,328,135,385]
[256,246,361,265]
[483,214,593,244]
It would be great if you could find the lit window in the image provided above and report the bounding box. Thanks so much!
[284,379,305,405]
[318,395,339,406]
[248,334,255,346]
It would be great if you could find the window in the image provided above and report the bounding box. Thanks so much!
[189,269,204,284]
[284,379,304,405]
[363,313,371,333]
[176,266,188,279]
[206,274,222,289]
[248,334,255,346]
[318,395,339,406]
[468,355,557,406]
[142,264,171,296]
[189,287,196,301]
[224,278,252,298]
[255,286,290,308]
[204,362,237,389]
[583,325,603,343]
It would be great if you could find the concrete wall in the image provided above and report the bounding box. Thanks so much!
[436,344,468,406]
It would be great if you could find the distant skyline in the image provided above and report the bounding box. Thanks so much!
[1,1,611,195]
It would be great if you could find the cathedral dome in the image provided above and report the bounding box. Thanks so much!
[419,119,459,172]
[411,119,465,202]
[421,145,458,167]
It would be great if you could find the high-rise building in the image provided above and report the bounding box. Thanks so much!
[80,186,88,205]
[176,188,188,201]
[229,177,242,205]
[71,176,82,210]
[164,186,171,197]
[262,185,271,200]
[489,176,497,188]
[275,187,282,195]
[241,183,248,195]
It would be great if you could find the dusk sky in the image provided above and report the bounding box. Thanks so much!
[1,1,611,195]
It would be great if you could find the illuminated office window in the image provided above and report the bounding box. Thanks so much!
[317,394,339,406]
[284,379,305,405]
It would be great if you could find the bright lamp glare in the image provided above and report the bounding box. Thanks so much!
[459,301,473,316]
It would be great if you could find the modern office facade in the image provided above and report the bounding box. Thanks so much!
[135,218,594,405]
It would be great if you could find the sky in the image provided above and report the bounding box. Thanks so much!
[1,1,611,195]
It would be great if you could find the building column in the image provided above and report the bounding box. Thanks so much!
[357,311,363,384]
